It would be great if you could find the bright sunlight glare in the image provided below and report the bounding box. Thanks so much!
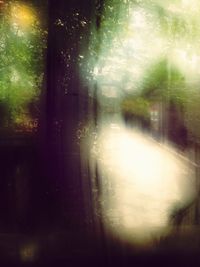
[10,3,36,29]
[94,119,196,244]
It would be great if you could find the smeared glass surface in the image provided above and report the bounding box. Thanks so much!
[0,1,46,133]
[80,0,200,245]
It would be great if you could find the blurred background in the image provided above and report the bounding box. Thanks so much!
[1,0,200,266]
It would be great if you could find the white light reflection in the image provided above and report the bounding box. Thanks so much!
[94,119,195,244]
[171,47,200,80]
[93,66,99,76]
[131,9,147,29]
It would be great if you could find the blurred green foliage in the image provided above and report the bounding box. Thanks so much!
[0,1,46,131]
[121,96,150,119]
[141,59,187,106]
[87,0,200,141]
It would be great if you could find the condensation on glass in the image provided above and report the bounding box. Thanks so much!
[78,0,200,249]
[0,0,46,134]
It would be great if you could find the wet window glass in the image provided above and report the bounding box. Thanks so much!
[0,0,200,266]
[0,1,46,134]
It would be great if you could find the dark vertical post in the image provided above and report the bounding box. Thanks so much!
[45,0,96,232]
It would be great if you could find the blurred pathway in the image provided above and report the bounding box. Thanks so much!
[91,116,196,244]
